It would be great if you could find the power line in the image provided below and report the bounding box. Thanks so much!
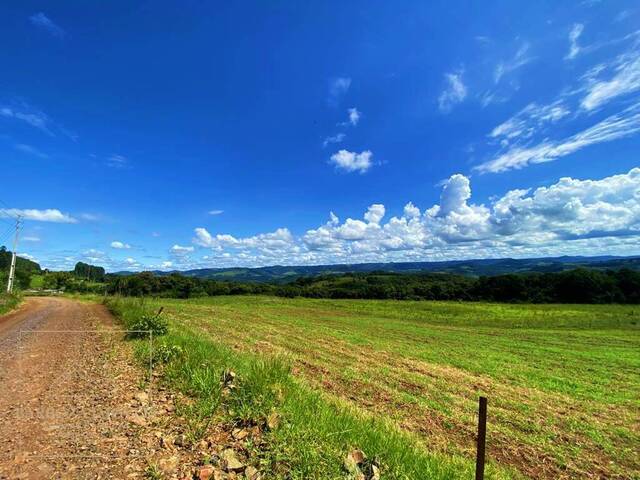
[0,196,20,225]
[0,222,16,246]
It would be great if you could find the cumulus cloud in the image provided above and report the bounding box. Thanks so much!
[438,72,467,113]
[29,12,65,38]
[347,107,361,126]
[110,241,131,249]
[329,149,373,173]
[0,208,77,223]
[170,244,195,254]
[566,23,584,60]
[186,168,640,267]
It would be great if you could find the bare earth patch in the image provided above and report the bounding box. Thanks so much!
[0,297,254,480]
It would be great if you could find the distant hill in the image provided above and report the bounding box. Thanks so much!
[114,255,640,283]
[0,246,41,275]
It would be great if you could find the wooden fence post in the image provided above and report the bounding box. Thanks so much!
[475,396,487,480]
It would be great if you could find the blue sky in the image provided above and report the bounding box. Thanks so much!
[1,1,640,272]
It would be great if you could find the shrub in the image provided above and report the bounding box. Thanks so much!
[126,308,168,338]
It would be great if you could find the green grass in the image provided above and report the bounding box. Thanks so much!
[106,295,640,479]
[0,293,20,315]
[106,296,516,479]
[29,274,44,289]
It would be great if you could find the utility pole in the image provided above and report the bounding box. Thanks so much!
[6,216,22,294]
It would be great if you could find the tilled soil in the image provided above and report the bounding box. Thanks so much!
[0,297,252,480]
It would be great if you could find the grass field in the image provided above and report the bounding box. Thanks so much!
[112,296,640,479]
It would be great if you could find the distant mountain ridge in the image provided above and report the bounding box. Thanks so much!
[115,255,640,282]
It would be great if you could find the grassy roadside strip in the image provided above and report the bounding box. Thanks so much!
[0,293,20,315]
[105,296,517,479]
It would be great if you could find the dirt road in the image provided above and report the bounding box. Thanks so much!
[0,297,168,479]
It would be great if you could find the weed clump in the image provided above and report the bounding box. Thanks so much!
[126,307,168,338]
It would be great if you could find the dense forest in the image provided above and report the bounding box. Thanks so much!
[103,268,640,303]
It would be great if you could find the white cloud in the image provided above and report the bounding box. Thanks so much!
[29,12,65,38]
[0,104,52,135]
[328,77,351,105]
[171,244,195,254]
[19,253,38,262]
[322,133,346,148]
[110,241,131,249]
[403,202,421,218]
[566,23,585,60]
[0,208,77,223]
[185,168,640,267]
[22,236,40,242]
[438,72,467,113]
[78,213,101,221]
[364,204,385,224]
[208,210,224,215]
[14,143,48,159]
[494,43,532,84]
[347,107,361,126]
[329,149,373,173]
[490,101,571,143]
[106,154,128,168]
[477,103,640,173]
[581,53,640,111]
[161,261,173,269]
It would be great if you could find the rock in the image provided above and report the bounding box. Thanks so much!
[266,412,280,430]
[221,369,236,386]
[134,392,149,404]
[125,413,146,426]
[344,449,366,479]
[371,464,381,480]
[174,433,187,447]
[245,465,260,479]
[160,435,174,449]
[157,455,179,475]
[232,428,249,440]
[222,448,244,472]
[349,449,366,464]
[197,465,216,480]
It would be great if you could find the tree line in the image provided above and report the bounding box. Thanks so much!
[99,268,640,303]
[7,252,639,304]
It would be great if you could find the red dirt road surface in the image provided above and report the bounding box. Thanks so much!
[0,297,159,479]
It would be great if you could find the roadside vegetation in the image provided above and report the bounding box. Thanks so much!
[106,296,516,479]
[0,293,19,315]
[106,295,639,479]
